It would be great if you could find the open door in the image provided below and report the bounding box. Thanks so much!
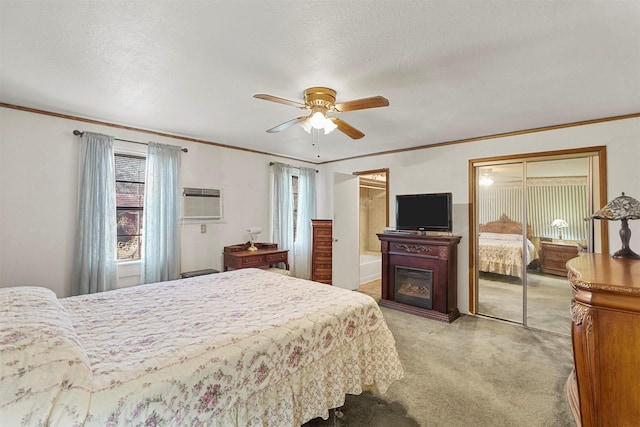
[332,172,359,290]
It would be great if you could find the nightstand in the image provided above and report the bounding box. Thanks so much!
[539,241,579,276]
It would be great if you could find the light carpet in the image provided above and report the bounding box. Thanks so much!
[304,305,575,427]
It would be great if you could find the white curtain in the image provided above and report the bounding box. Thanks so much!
[142,142,182,283]
[271,162,295,261]
[72,132,117,295]
[271,162,316,278]
[294,166,316,279]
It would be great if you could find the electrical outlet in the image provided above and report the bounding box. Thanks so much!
[201,224,207,233]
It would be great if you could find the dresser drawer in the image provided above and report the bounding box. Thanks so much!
[314,262,332,270]
[543,259,570,271]
[266,253,287,263]
[315,240,332,248]
[314,228,333,238]
[242,255,266,266]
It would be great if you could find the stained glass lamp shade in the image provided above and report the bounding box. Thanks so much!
[590,192,640,259]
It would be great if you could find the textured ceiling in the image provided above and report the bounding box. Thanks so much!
[1,1,639,163]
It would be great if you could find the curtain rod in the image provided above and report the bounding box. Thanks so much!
[269,161,318,173]
[73,130,188,152]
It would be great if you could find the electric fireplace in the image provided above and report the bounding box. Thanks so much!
[377,233,461,323]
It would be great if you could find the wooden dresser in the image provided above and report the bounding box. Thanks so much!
[223,242,289,271]
[540,241,579,276]
[311,219,332,284]
[566,254,640,426]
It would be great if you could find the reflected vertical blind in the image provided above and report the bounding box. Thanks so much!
[479,177,588,241]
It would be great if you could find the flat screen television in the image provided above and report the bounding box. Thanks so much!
[395,192,452,233]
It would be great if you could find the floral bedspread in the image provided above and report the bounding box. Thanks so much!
[1,268,403,426]
[478,232,538,278]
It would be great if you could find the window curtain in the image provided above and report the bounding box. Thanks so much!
[293,166,316,279]
[271,162,295,267]
[142,142,182,283]
[72,132,117,295]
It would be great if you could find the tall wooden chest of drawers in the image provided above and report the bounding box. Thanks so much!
[311,219,332,284]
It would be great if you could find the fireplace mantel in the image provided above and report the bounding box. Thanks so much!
[377,233,462,323]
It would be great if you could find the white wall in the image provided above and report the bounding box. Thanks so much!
[318,117,640,314]
[2,107,638,305]
[0,107,316,297]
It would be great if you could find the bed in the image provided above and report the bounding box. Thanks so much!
[478,214,538,278]
[0,268,403,426]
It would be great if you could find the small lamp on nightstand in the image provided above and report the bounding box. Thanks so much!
[246,226,262,252]
[590,192,640,259]
[551,219,569,240]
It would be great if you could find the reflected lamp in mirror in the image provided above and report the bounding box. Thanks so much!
[551,219,569,240]
[590,192,640,259]
[246,226,262,252]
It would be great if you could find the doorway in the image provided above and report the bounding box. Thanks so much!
[355,169,388,291]
[469,147,608,334]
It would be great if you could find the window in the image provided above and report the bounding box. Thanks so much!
[115,154,145,260]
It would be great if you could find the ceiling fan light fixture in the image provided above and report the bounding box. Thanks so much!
[479,169,494,186]
[255,86,388,139]
[309,109,327,129]
[301,107,337,134]
[323,118,337,134]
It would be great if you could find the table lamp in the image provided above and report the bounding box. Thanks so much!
[590,192,640,259]
[551,219,569,240]
[247,226,262,252]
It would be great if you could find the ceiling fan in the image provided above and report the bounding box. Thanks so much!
[253,87,389,139]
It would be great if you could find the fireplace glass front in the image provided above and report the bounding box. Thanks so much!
[394,266,433,310]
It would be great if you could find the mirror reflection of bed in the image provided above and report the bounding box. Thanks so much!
[477,214,573,335]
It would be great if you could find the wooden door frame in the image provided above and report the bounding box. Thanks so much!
[353,168,390,228]
[468,146,608,314]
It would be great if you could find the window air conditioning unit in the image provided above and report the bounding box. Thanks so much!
[182,187,222,219]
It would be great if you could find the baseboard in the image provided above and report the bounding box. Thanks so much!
[360,273,381,284]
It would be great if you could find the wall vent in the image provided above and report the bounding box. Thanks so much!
[182,187,222,219]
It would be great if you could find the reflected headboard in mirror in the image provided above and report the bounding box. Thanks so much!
[479,213,532,239]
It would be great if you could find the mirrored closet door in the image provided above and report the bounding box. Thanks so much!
[472,148,606,335]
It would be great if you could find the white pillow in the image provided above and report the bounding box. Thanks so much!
[0,286,92,426]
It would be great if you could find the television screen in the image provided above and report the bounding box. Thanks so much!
[396,193,452,232]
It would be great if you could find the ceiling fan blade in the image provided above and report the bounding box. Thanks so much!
[253,94,308,109]
[266,116,307,133]
[332,118,365,139]
[333,96,389,112]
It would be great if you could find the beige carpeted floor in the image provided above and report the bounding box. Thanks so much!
[339,280,577,427]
